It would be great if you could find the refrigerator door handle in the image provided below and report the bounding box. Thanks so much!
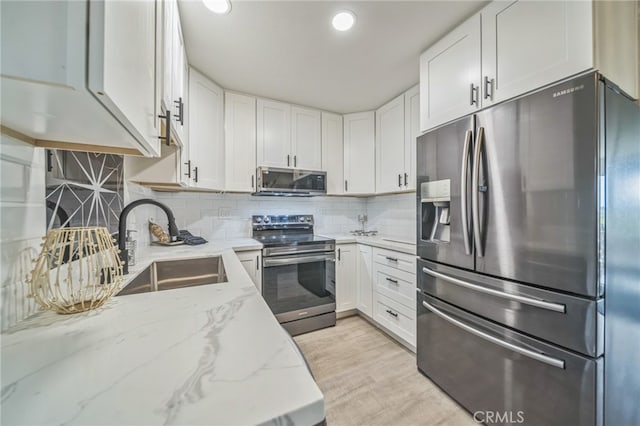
[421,299,566,369]
[460,130,473,255]
[472,126,484,257]
[422,266,566,313]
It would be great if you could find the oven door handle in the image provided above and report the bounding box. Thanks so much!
[263,253,335,267]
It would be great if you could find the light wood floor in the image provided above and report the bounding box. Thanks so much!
[294,316,476,426]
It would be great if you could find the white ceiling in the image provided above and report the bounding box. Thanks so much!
[179,0,488,114]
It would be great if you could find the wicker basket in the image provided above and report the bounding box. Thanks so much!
[28,227,123,314]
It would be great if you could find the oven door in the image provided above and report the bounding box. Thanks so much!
[262,252,336,323]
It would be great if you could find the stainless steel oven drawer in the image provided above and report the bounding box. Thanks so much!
[418,259,603,357]
[417,293,602,426]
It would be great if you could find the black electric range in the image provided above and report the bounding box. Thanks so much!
[252,215,336,336]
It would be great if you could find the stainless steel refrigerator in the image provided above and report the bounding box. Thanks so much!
[416,71,639,426]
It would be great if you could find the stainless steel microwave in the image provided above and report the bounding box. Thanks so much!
[254,167,327,196]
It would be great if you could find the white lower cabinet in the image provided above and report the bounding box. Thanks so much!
[236,250,262,292]
[356,244,373,317]
[371,247,417,349]
[336,243,357,312]
[373,293,416,347]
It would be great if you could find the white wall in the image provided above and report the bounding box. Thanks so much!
[0,135,46,331]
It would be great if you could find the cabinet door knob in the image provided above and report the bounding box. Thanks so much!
[404,173,408,187]
[294,155,297,167]
[184,160,191,178]
[398,174,402,188]
[344,180,348,192]
[193,166,198,183]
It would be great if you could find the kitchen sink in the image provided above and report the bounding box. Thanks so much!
[117,256,227,296]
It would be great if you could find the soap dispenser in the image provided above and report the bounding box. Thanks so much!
[125,230,138,267]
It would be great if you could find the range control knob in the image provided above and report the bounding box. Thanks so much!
[255,217,263,223]
[299,217,305,223]
[263,217,271,223]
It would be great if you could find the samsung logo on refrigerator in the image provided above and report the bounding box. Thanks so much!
[553,84,585,98]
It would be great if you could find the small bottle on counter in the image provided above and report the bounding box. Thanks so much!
[125,229,138,266]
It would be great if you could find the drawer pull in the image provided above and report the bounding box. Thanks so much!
[421,299,565,369]
[385,277,399,284]
[422,267,565,313]
[385,256,398,262]
[386,309,398,318]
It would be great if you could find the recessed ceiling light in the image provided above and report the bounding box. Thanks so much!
[203,0,231,15]
[332,10,356,32]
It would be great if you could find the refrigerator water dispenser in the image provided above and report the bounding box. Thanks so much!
[421,179,451,243]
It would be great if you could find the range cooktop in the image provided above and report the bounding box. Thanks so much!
[252,233,334,248]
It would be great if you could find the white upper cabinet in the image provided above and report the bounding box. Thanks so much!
[343,111,376,195]
[375,85,420,195]
[291,106,322,169]
[321,112,344,195]
[225,92,257,192]
[481,0,592,105]
[420,0,638,131]
[257,99,323,170]
[404,85,420,191]
[169,0,187,146]
[188,68,224,190]
[161,0,174,112]
[419,14,481,132]
[376,94,405,194]
[0,0,160,156]
[257,99,291,168]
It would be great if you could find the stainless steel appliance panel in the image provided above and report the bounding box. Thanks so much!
[474,73,600,297]
[262,252,336,324]
[418,258,603,357]
[255,167,327,196]
[417,115,475,271]
[417,293,602,426]
[603,82,640,426]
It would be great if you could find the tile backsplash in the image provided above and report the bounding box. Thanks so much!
[125,182,416,247]
[125,183,380,246]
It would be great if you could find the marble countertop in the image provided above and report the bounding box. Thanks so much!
[1,243,325,426]
[320,234,416,255]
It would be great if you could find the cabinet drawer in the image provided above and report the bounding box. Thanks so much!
[374,264,416,309]
[373,293,415,346]
[373,247,416,275]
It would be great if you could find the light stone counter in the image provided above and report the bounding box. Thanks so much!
[1,242,325,426]
[320,234,416,255]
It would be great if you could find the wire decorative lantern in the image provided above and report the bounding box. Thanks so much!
[28,227,123,314]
